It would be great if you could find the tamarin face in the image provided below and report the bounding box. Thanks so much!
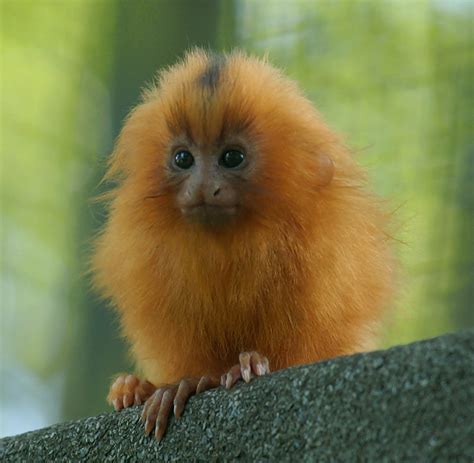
[109,50,335,232]
[166,131,255,227]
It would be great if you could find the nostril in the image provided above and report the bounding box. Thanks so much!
[213,188,221,197]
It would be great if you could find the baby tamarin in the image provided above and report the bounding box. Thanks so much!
[92,49,394,441]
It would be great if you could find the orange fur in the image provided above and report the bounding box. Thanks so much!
[92,49,394,385]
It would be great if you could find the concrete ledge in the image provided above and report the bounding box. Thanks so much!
[1,330,473,461]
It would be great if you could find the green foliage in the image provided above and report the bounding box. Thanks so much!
[241,0,473,345]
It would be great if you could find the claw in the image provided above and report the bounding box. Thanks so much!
[174,379,193,418]
[239,352,252,383]
[221,351,270,390]
[225,372,233,389]
[123,393,133,408]
[134,391,142,406]
[143,388,165,435]
[113,398,122,411]
[155,389,174,441]
[144,418,154,436]
[224,364,241,389]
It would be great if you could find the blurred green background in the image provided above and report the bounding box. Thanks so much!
[1,0,473,437]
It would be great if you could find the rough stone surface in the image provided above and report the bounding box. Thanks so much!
[1,330,473,462]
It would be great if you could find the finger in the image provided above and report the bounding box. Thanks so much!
[140,383,161,422]
[196,376,219,394]
[250,352,266,376]
[239,352,252,383]
[225,364,242,389]
[155,389,175,442]
[141,395,151,422]
[134,391,142,406]
[123,375,139,408]
[112,375,125,390]
[143,389,164,435]
[107,375,125,407]
[113,398,123,411]
[262,356,270,374]
[174,379,197,419]
[136,380,156,406]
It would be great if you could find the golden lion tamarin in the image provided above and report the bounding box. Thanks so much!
[92,49,394,441]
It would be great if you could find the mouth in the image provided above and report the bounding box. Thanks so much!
[181,204,239,226]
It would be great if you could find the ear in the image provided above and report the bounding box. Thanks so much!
[315,153,334,187]
[103,101,158,182]
[103,111,140,182]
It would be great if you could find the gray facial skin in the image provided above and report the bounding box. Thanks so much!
[169,138,253,227]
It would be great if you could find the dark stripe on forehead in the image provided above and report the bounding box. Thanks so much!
[198,54,226,91]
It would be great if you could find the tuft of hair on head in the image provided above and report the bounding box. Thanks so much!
[197,51,226,91]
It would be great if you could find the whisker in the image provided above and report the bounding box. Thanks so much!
[144,192,167,200]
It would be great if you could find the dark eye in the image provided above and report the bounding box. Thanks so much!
[174,150,194,169]
[220,150,245,168]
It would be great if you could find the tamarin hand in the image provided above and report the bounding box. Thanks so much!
[107,374,156,410]
[111,351,269,441]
